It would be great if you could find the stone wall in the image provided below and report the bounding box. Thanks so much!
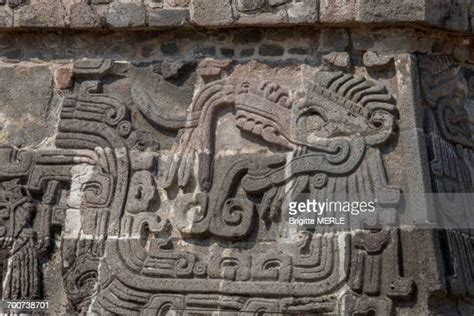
[0,1,473,315]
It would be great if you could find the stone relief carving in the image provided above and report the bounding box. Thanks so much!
[0,178,39,299]
[420,55,474,298]
[0,56,418,314]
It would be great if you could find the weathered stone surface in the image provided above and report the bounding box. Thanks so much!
[190,0,234,26]
[288,0,319,23]
[0,4,473,316]
[106,2,146,28]
[160,41,180,56]
[426,0,470,32]
[14,0,66,28]
[237,0,265,12]
[232,29,264,44]
[54,65,73,89]
[70,3,102,28]
[148,8,190,26]
[258,43,285,56]
[357,0,426,23]
[319,29,349,52]
[0,64,57,146]
[0,0,473,31]
[0,6,13,27]
[320,0,357,22]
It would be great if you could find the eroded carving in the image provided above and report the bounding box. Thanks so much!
[420,55,474,298]
[0,57,422,315]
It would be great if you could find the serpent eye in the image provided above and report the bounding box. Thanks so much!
[240,82,251,93]
[298,109,326,132]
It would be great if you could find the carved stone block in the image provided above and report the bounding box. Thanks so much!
[0,8,472,315]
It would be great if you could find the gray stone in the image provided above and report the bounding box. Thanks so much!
[0,33,13,48]
[110,44,137,59]
[319,29,349,52]
[431,39,454,55]
[167,0,189,6]
[106,3,146,28]
[357,0,425,23]
[236,8,288,25]
[70,3,102,28]
[374,31,419,53]
[426,0,470,32]
[351,30,375,51]
[220,47,235,58]
[2,48,21,59]
[0,64,56,146]
[232,29,264,44]
[0,0,472,30]
[417,36,432,53]
[153,60,188,79]
[160,42,180,56]
[320,0,357,22]
[147,0,163,9]
[453,45,469,62]
[54,65,73,90]
[269,0,288,6]
[265,28,292,42]
[258,44,285,56]
[288,0,319,23]
[148,9,190,27]
[239,47,255,57]
[193,45,216,57]
[323,51,351,68]
[237,0,265,12]
[0,6,13,27]
[0,0,25,8]
[141,44,155,58]
[363,51,394,68]
[288,46,311,55]
[0,4,473,316]
[190,0,234,26]
[14,0,66,28]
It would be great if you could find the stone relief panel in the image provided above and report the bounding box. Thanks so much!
[420,55,474,299]
[0,53,446,314]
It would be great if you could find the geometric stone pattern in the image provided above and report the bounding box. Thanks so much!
[0,7,473,316]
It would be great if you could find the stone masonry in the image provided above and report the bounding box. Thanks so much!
[0,0,473,315]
